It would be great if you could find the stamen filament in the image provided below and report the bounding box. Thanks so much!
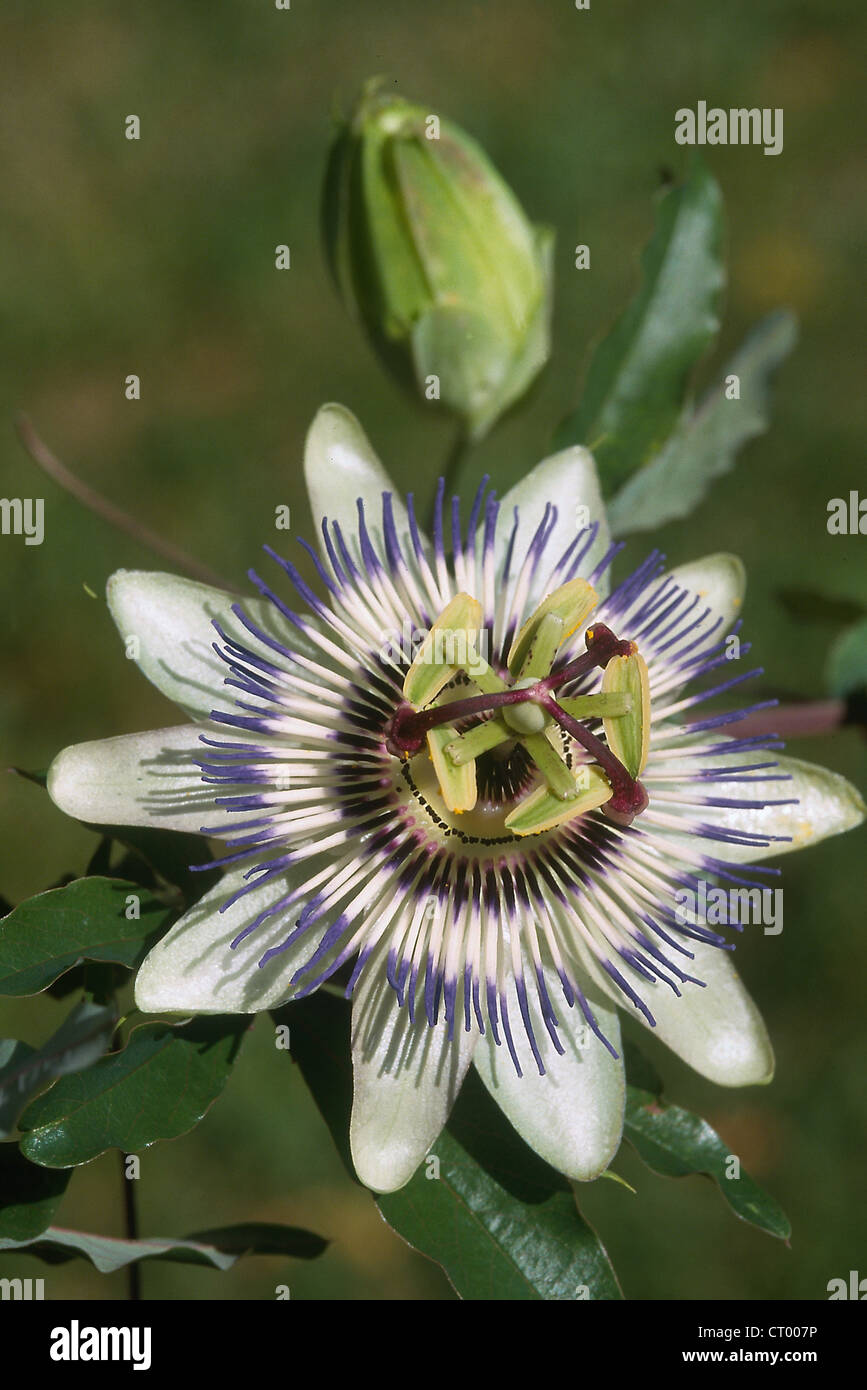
[559,692,632,719]
[446,717,512,765]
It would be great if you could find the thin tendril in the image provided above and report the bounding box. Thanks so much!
[15,414,233,591]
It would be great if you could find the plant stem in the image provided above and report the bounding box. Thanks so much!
[120,1150,142,1301]
[728,698,847,740]
[540,692,646,820]
[543,625,635,692]
[15,414,230,590]
[435,426,471,522]
[111,1012,141,1302]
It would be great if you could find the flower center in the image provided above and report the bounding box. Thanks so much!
[383,582,651,834]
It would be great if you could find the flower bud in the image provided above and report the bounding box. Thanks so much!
[323,80,553,440]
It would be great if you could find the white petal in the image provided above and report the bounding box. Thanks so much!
[107,570,309,720]
[662,552,746,633]
[614,938,774,1087]
[622,553,746,704]
[48,726,214,832]
[497,445,612,603]
[712,753,865,862]
[303,404,414,562]
[350,969,477,1193]
[473,965,624,1181]
[648,745,866,864]
[135,867,320,1014]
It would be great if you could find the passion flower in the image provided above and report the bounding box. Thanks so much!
[48,404,865,1192]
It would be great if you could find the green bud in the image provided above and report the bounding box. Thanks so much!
[323,79,554,440]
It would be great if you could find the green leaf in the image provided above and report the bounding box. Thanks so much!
[556,156,724,490]
[284,993,621,1300]
[826,617,867,698]
[621,1036,664,1094]
[380,1074,623,1300]
[0,1147,71,1241]
[85,836,114,878]
[606,310,797,537]
[184,1222,328,1260]
[274,993,355,1174]
[0,1222,326,1273]
[45,962,125,1004]
[0,1041,36,1135]
[624,1085,790,1240]
[13,762,217,895]
[83,823,219,897]
[0,1000,117,1138]
[18,1017,247,1167]
[0,877,175,997]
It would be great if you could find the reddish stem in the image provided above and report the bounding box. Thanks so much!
[540,694,647,823]
[726,698,847,741]
[542,624,635,694]
[386,686,536,756]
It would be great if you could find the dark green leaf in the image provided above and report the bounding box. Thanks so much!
[286,993,621,1300]
[0,1041,35,1132]
[45,962,125,1004]
[556,156,724,491]
[606,310,797,536]
[621,1035,664,1095]
[185,1222,328,1260]
[273,992,355,1174]
[0,1221,325,1273]
[624,1084,790,1239]
[0,1000,117,1138]
[826,617,867,698]
[380,1073,622,1300]
[0,1147,71,1241]
[85,836,114,878]
[16,763,216,895]
[18,1017,247,1167]
[0,877,175,996]
[82,823,219,898]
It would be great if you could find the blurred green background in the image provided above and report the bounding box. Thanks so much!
[1,0,865,1300]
